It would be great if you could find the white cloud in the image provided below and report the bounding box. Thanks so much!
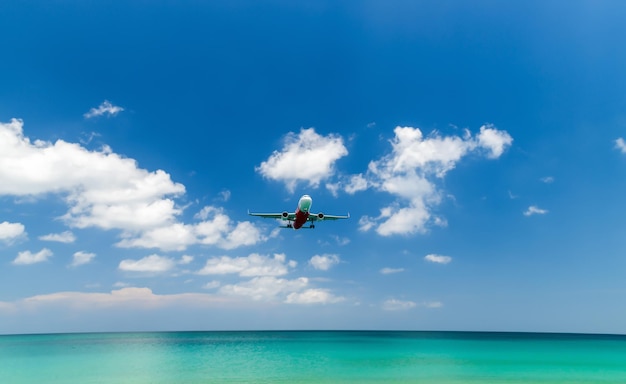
[424,254,452,264]
[220,276,309,301]
[524,205,548,216]
[477,125,514,158]
[119,207,265,251]
[331,235,350,246]
[0,119,184,231]
[179,255,193,265]
[70,251,96,267]
[217,274,343,304]
[358,216,376,232]
[344,174,368,194]
[375,201,432,237]
[309,254,340,271]
[116,223,196,251]
[198,253,296,277]
[39,231,76,243]
[0,119,265,252]
[256,128,348,192]
[354,125,512,236]
[285,289,344,304]
[13,248,53,265]
[15,287,225,310]
[383,299,416,311]
[119,254,176,273]
[423,301,443,308]
[616,138,626,154]
[380,267,405,274]
[0,221,26,243]
[203,280,221,289]
[218,190,231,202]
[84,100,124,119]
[540,176,554,184]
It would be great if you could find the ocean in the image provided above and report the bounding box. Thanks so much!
[1,331,626,383]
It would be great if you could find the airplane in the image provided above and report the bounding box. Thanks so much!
[248,194,349,229]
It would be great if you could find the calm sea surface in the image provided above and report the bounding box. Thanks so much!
[1,331,626,383]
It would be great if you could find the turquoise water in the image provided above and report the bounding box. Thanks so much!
[2,331,626,383]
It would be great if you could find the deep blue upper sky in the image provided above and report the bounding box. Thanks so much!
[1,1,626,334]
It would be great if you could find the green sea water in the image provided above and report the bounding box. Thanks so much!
[1,331,626,383]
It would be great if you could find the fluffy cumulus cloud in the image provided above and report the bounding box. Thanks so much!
[70,251,96,267]
[256,128,348,192]
[349,125,512,236]
[0,119,264,252]
[219,276,344,304]
[13,248,53,265]
[197,253,296,277]
[117,206,265,251]
[308,254,340,271]
[615,138,626,154]
[524,205,548,216]
[220,276,308,301]
[84,100,124,118]
[195,253,343,304]
[0,221,26,243]
[424,254,452,264]
[476,125,514,158]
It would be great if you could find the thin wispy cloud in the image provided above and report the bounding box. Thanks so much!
[524,205,548,216]
[84,100,124,118]
[540,176,554,184]
[424,254,452,264]
[203,281,221,289]
[119,254,178,273]
[39,231,76,243]
[197,253,296,277]
[383,299,416,311]
[285,289,344,304]
[380,267,405,275]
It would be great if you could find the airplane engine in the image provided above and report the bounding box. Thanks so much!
[282,211,289,218]
[317,213,324,220]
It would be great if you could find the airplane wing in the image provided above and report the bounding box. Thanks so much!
[248,211,296,221]
[308,212,350,222]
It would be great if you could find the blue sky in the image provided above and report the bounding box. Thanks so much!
[2,1,626,335]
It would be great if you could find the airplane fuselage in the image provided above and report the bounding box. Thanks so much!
[293,194,312,229]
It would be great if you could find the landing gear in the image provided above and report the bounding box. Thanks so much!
[309,224,315,229]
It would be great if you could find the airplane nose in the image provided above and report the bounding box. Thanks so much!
[299,195,312,211]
